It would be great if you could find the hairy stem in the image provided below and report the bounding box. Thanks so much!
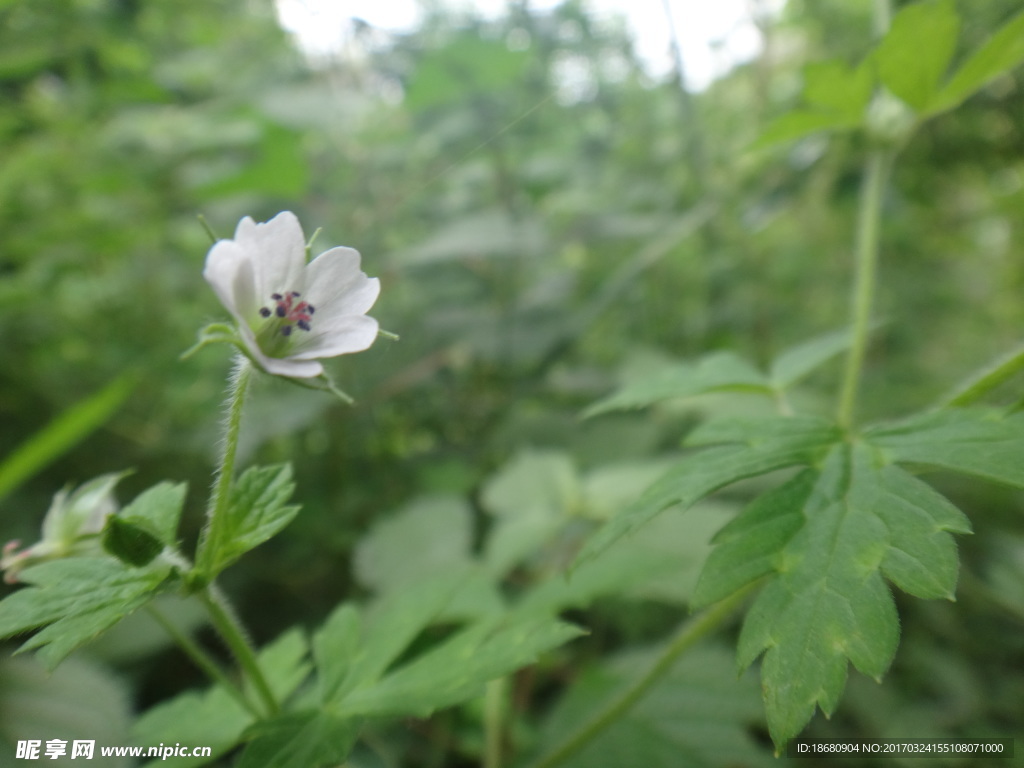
[197,356,251,576]
[527,586,754,768]
[146,604,260,717]
[200,587,279,717]
[836,149,893,428]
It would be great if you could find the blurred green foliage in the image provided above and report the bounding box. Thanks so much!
[1,0,1023,764]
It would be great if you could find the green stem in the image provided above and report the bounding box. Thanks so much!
[146,604,260,717]
[200,587,280,716]
[197,356,252,576]
[484,677,508,768]
[527,586,755,768]
[836,149,893,429]
[935,341,1024,408]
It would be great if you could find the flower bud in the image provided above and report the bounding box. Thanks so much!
[1,472,125,583]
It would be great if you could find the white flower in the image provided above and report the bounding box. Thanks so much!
[2,473,122,583]
[203,211,380,378]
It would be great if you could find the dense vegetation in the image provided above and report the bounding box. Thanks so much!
[1,0,1023,765]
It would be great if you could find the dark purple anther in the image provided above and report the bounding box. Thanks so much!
[271,293,283,300]
[276,305,286,318]
[297,320,310,331]
[259,307,271,318]
[282,325,293,336]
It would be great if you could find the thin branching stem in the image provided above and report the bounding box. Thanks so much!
[836,149,894,428]
[935,342,1024,408]
[484,677,508,768]
[146,603,260,717]
[200,587,280,717]
[527,585,755,768]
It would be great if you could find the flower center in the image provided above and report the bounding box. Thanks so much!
[255,291,315,356]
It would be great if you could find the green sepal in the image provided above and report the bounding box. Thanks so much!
[102,516,164,567]
[180,323,244,361]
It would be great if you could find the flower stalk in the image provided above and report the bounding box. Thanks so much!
[197,356,251,577]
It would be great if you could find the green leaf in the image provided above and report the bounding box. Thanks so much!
[753,58,872,150]
[520,501,735,615]
[0,374,135,503]
[0,656,133,767]
[531,644,773,768]
[736,444,971,747]
[196,121,308,199]
[353,495,475,592]
[313,604,361,704]
[336,616,583,718]
[115,481,187,548]
[481,450,580,576]
[404,35,530,110]
[134,685,250,768]
[201,464,300,578]
[803,59,874,119]
[574,416,840,568]
[237,711,358,768]
[876,0,960,111]
[336,572,466,697]
[931,9,1024,114]
[584,351,771,418]
[251,628,311,705]
[753,110,860,149]
[866,408,1024,487]
[0,558,171,669]
[135,629,310,768]
[769,328,854,389]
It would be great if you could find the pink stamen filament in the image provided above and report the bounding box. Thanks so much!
[259,291,315,335]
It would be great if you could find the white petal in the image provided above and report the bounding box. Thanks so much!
[262,355,324,378]
[235,212,308,302]
[304,246,380,316]
[289,315,379,360]
[204,240,258,323]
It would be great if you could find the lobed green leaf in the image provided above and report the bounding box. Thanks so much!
[931,8,1024,115]
[335,616,583,718]
[574,416,840,568]
[876,0,959,112]
[0,557,172,670]
[769,328,855,390]
[583,351,770,418]
[135,685,249,768]
[237,710,358,768]
[803,59,874,119]
[866,408,1024,487]
[202,464,300,578]
[134,629,310,768]
[734,444,971,747]
[333,572,466,698]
